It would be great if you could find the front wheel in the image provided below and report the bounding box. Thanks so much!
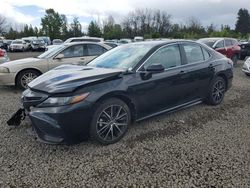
[206,77,226,105]
[16,70,40,90]
[245,73,250,76]
[90,98,131,145]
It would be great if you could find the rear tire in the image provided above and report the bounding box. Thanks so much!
[89,98,131,145]
[16,70,40,90]
[206,77,226,105]
[245,73,250,76]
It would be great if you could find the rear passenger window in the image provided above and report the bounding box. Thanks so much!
[225,39,232,47]
[87,44,107,56]
[202,48,210,60]
[183,43,204,64]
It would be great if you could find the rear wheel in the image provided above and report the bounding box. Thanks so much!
[16,70,40,90]
[90,98,131,145]
[206,77,226,105]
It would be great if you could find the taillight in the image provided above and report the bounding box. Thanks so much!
[0,49,5,57]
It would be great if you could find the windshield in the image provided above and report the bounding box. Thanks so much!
[12,41,22,44]
[88,43,154,70]
[198,39,217,47]
[37,45,65,59]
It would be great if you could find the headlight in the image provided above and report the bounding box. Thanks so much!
[0,67,10,73]
[38,93,89,107]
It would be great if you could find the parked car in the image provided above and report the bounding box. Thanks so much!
[7,40,233,145]
[38,36,51,45]
[0,48,9,64]
[52,39,63,45]
[0,42,111,89]
[239,42,250,60]
[2,40,13,51]
[242,57,250,76]
[134,36,144,42]
[22,38,32,51]
[31,39,46,51]
[64,36,104,43]
[103,42,119,48]
[119,38,132,44]
[9,39,29,52]
[198,38,241,64]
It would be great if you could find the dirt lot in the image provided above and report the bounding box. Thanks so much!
[0,55,249,187]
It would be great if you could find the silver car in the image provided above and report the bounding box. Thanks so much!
[0,42,111,89]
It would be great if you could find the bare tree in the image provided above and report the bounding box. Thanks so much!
[0,15,7,34]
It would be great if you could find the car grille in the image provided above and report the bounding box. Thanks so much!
[22,89,48,109]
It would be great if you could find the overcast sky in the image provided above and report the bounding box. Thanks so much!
[1,0,250,30]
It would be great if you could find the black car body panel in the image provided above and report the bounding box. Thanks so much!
[9,40,233,144]
[240,42,250,59]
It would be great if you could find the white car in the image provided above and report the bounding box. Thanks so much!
[0,42,111,89]
[242,57,250,76]
[10,39,29,52]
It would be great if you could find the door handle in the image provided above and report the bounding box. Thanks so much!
[80,57,85,60]
[178,70,186,75]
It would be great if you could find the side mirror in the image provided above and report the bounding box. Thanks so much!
[145,64,165,73]
[55,54,64,60]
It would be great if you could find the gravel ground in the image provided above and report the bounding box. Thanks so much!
[0,60,250,187]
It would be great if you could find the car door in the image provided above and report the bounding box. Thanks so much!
[85,44,108,64]
[130,44,186,118]
[179,42,214,100]
[48,44,86,70]
[225,39,233,58]
[214,39,227,57]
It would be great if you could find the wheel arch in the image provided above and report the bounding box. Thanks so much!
[94,91,137,122]
[15,68,43,86]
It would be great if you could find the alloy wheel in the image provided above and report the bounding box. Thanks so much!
[212,80,225,104]
[20,72,38,89]
[96,105,129,142]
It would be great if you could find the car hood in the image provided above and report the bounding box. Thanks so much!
[0,58,41,67]
[28,65,123,94]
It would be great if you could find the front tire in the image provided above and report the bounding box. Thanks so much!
[90,98,131,145]
[16,70,40,90]
[245,73,250,76]
[206,77,226,105]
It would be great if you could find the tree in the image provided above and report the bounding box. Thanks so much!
[235,8,250,37]
[41,9,63,39]
[88,21,102,37]
[69,17,82,37]
[0,15,7,35]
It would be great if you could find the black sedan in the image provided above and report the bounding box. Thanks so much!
[8,40,233,145]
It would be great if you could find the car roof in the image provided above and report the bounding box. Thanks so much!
[63,41,112,49]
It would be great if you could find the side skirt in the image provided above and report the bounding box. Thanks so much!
[136,99,203,122]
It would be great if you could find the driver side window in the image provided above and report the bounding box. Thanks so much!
[144,44,181,69]
[61,45,84,58]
